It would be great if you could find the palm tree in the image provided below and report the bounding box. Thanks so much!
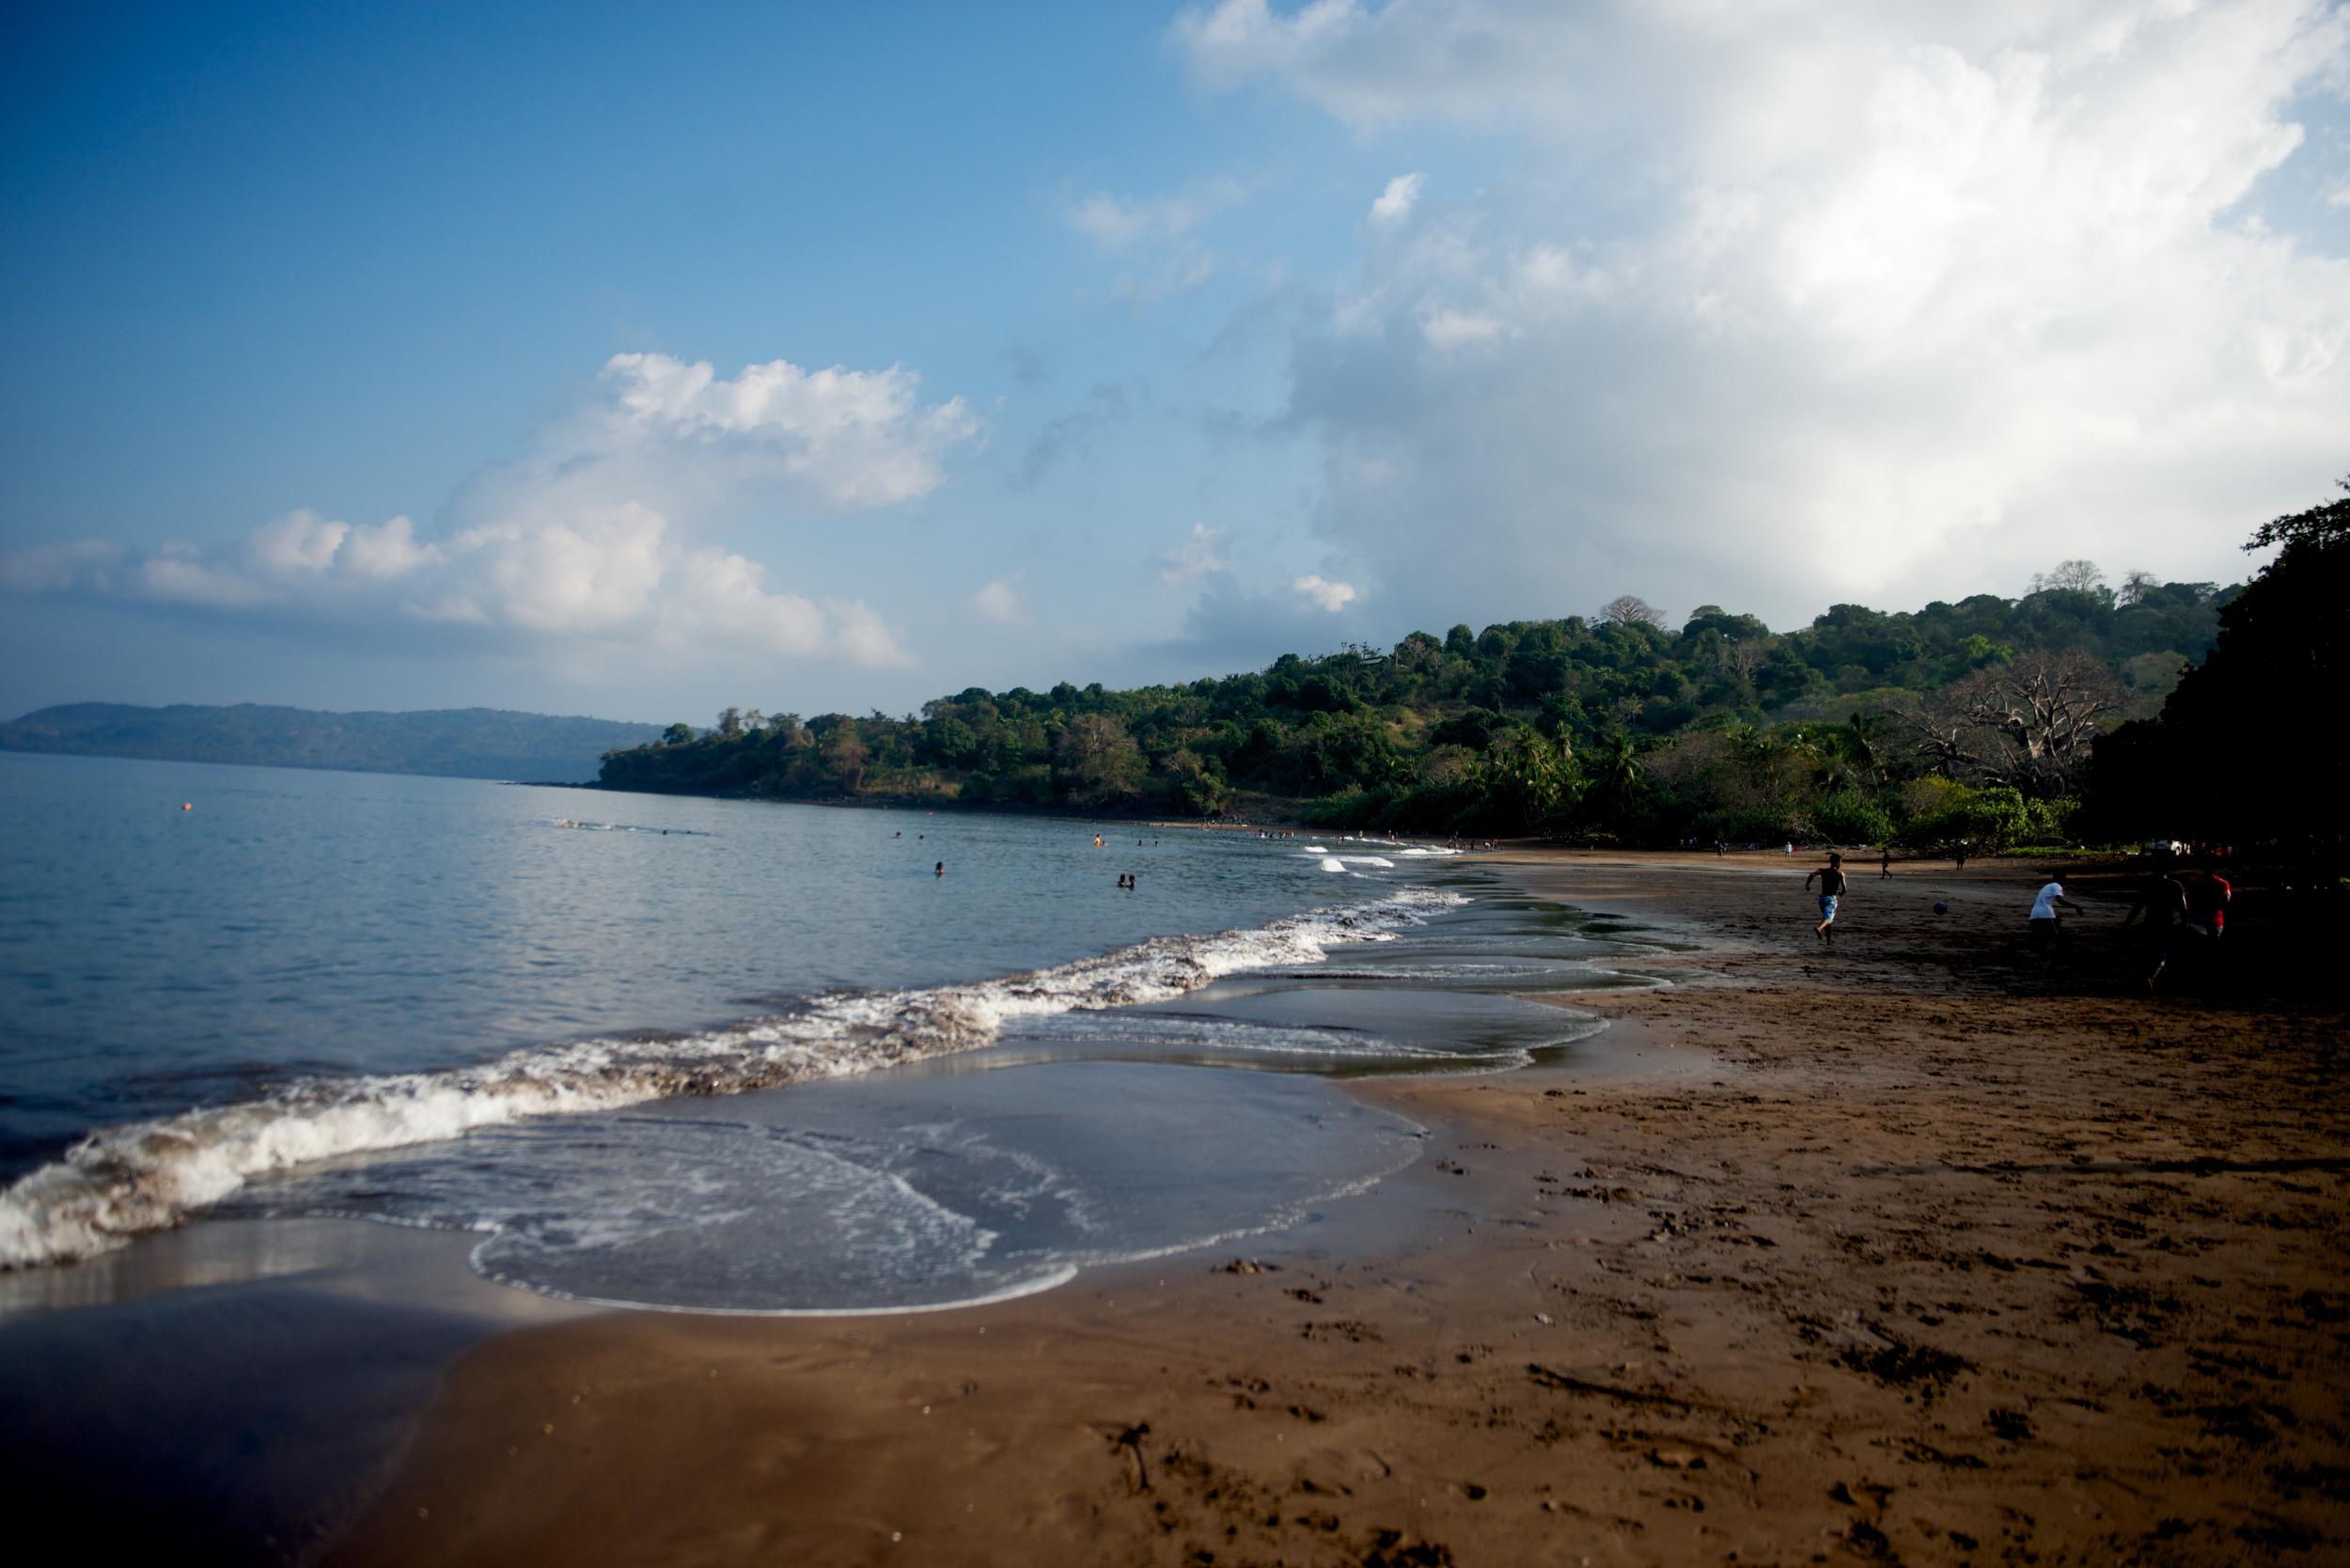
[1597,732,1641,798]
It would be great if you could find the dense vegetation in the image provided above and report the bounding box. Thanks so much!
[0,703,662,783]
[603,562,2241,854]
[2079,479,2348,863]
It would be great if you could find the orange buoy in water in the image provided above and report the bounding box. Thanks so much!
[181,803,192,811]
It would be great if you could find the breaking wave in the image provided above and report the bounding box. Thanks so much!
[0,886,1465,1270]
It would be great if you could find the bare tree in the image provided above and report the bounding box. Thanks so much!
[1056,713,1145,806]
[1599,594,1667,628]
[1719,636,1766,682]
[1895,651,2119,798]
[2117,568,2159,606]
[821,724,868,790]
[2029,559,2106,595]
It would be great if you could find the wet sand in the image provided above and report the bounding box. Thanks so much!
[325,851,2349,1566]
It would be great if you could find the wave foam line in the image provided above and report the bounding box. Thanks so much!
[0,887,1465,1270]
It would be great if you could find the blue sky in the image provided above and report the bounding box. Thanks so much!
[4,1,2346,726]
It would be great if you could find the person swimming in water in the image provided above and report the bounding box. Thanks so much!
[934,861,945,877]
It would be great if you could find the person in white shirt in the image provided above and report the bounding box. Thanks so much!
[2028,878,2069,953]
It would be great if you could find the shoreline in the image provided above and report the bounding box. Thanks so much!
[322,849,2350,1566]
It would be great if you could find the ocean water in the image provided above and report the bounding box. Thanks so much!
[0,750,1641,1311]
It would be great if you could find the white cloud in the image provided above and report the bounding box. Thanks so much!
[598,353,979,508]
[1065,178,1248,252]
[5,500,912,667]
[1070,193,1183,251]
[1292,573,1358,612]
[0,348,971,670]
[1418,306,1505,350]
[1157,523,1232,586]
[1370,171,1424,223]
[0,540,122,595]
[968,574,1027,625]
[1065,179,1259,305]
[1177,0,2350,625]
[1173,0,1604,130]
[136,546,283,611]
[246,510,442,583]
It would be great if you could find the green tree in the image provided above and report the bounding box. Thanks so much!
[2086,478,2348,856]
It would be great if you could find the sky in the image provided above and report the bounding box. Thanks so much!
[2,0,2345,727]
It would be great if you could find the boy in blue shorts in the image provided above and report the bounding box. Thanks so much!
[1805,853,1848,944]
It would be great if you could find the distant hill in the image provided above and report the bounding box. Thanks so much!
[0,703,664,783]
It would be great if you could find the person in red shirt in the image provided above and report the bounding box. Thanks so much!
[2186,869,2232,938]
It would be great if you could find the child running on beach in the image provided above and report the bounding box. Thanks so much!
[1805,853,1848,944]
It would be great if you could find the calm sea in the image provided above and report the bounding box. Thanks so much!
[0,749,1636,1310]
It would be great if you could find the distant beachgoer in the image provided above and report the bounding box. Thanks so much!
[1716,840,1726,857]
[1879,847,1891,879]
[935,861,945,877]
[2124,870,2190,990]
[2028,877,2069,953]
[1953,843,1968,870]
[1784,841,1794,855]
[1805,853,1848,945]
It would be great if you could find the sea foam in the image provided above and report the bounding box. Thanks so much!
[0,886,1464,1270]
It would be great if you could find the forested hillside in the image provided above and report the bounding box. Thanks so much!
[603,564,2235,853]
[0,703,663,783]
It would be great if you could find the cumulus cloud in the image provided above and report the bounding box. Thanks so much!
[1157,523,1232,586]
[598,353,979,508]
[1177,0,2350,627]
[1292,572,1359,612]
[0,351,969,668]
[1369,171,1424,223]
[8,500,913,666]
[968,574,1028,625]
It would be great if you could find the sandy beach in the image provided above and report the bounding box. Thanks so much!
[323,851,2349,1567]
